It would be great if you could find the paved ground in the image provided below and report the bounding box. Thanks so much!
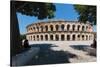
[27,41,96,65]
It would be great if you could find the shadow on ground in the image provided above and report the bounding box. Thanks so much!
[26,44,77,66]
[70,45,96,57]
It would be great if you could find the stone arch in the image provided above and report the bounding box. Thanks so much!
[33,35,35,41]
[82,35,84,40]
[37,35,39,41]
[77,25,80,31]
[72,34,75,40]
[67,35,70,41]
[86,35,88,40]
[55,34,59,41]
[72,25,75,31]
[77,34,80,40]
[40,26,43,32]
[45,35,48,41]
[55,25,59,31]
[50,25,53,31]
[82,26,85,31]
[45,25,48,32]
[67,24,70,31]
[61,24,65,31]
[40,35,43,41]
[50,35,53,40]
[37,26,39,32]
[33,27,35,31]
[61,34,65,41]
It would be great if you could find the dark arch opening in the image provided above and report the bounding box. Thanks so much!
[72,35,75,40]
[56,25,59,31]
[86,35,88,40]
[41,35,43,40]
[61,34,65,41]
[45,35,48,41]
[50,25,53,31]
[61,24,64,31]
[37,35,39,41]
[55,35,59,41]
[41,26,43,32]
[82,26,85,31]
[67,35,70,41]
[77,35,80,40]
[45,25,48,32]
[77,25,80,31]
[50,35,53,40]
[72,25,75,31]
[33,35,35,41]
[82,35,84,40]
[67,24,70,31]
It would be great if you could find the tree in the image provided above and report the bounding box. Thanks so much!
[11,1,56,56]
[74,5,96,25]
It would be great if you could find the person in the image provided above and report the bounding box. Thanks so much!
[24,39,30,48]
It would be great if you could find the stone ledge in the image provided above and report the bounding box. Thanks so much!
[11,47,40,66]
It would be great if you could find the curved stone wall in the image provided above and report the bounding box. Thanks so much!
[26,20,94,41]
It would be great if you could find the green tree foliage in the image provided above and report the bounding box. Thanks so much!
[11,1,56,56]
[74,5,96,25]
[20,34,26,40]
[14,1,56,19]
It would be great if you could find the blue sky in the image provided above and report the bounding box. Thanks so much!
[17,3,96,34]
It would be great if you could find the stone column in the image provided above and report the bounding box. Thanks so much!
[70,24,72,31]
[80,25,82,31]
[48,25,50,31]
[59,34,61,41]
[59,25,61,31]
[65,34,67,41]
[53,34,56,41]
[48,34,50,41]
[70,34,72,41]
[84,35,86,41]
[53,25,56,31]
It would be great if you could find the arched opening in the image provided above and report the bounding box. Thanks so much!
[50,35,53,40]
[67,35,70,41]
[67,24,70,31]
[33,27,35,32]
[77,35,80,40]
[41,26,43,32]
[37,35,39,41]
[41,35,43,41]
[56,25,59,31]
[37,27,39,32]
[86,26,88,30]
[72,34,75,40]
[72,25,75,31]
[77,25,80,31]
[82,35,84,40]
[61,34,65,41]
[45,35,48,41]
[45,25,48,32]
[50,25,53,31]
[55,35,59,41]
[86,35,88,40]
[82,26,85,31]
[33,35,35,41]
[61,24,64,31]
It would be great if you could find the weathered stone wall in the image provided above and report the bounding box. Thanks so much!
[26,20,94,41]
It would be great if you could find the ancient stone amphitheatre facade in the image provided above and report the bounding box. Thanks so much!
[26,20,94,41]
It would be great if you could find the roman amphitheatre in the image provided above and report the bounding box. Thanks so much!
[25,20,96,63]
[26,20,94,42]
